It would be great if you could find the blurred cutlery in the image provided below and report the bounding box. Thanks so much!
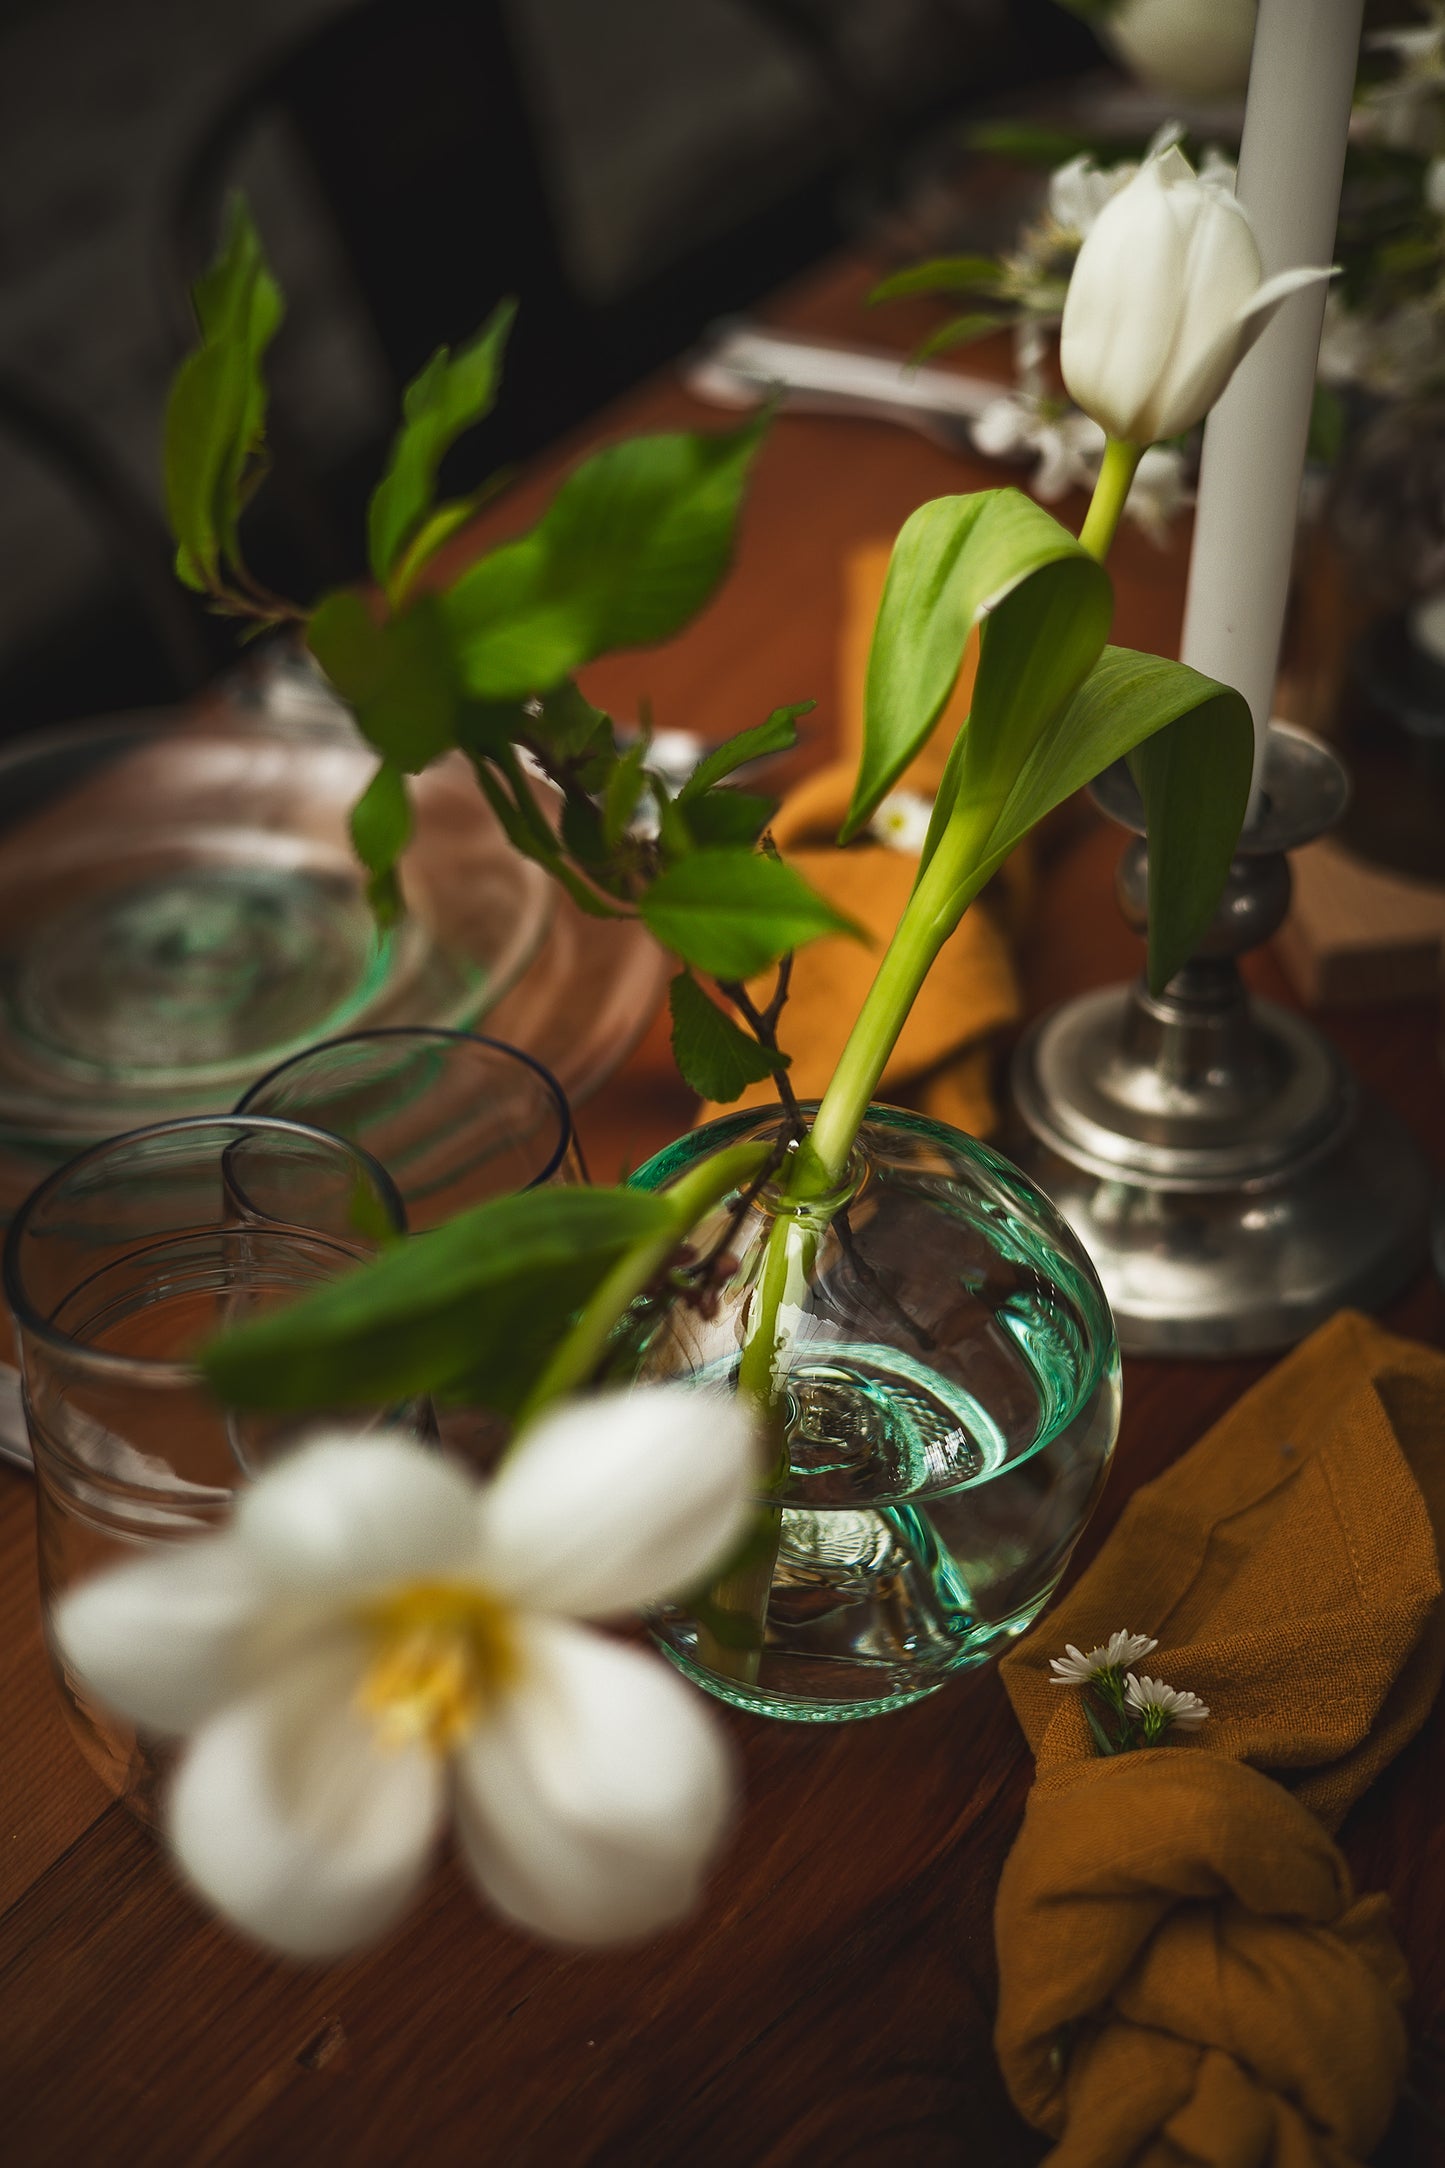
[683,319,1004,452]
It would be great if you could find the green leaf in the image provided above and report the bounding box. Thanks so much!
[603,734,650,848]
[307,591,457,772]
[677,701,812,802]
[963,122,1114,165]
[668,972,787,1101]
[467,754,624,920]
[641,848,863,978]
[846,488,1111,840]
[386,473,512,605]
[1124,670,1254,992]
[1081,1696,1121,1757]
[367,299,516,589]
[349,762,412,927]
[530,679,612,760]
[163,196,283,592]
[950,645,1251,990]
[868,255,1007,305]
[912,312,1008,364]
[680,787,776,848]
[202,1186,675,1414]
[439,418,767,699]
[559,788,610,872]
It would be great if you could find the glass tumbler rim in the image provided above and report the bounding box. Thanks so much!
[233,1025,578,1192]
[2,1112,408,1385]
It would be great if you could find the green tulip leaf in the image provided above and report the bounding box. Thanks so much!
[668,972,787,1102]
[367,299,516,591]
[202,1186,676,1414]
[641,848,863,979]
[1124,671,1255,991]
[439,417,767,700]
[846,488,1112,841]
[163,196,283,593]
[307,591,458,772]
[939,644,1252,990]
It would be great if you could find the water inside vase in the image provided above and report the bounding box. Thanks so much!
[653,1327,1116,1721]
[630,1108,1121,1722]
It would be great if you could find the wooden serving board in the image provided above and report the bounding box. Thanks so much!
[1276,835,1445,1008]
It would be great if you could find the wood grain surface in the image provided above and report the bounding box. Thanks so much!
[3,254,1444,2167]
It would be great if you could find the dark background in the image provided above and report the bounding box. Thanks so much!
[0,0,1103,739]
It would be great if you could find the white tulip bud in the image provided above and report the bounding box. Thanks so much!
[1059,145,1334,447]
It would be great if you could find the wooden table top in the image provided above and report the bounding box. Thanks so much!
[4,253,1444,2168]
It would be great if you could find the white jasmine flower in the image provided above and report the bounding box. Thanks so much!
[1368,23,1445,69]
[1048,1630,1158,1686]
[869,791,933,855]
[1317,290,1443,401]
[1061,143,1334,446]
[1125,1671,1210,1736]
[1125,444,1194,546]
[1047,154,1138,242]
[54,1389,756,1960]
[1362,13,1445,157]
[972,390,1105,503]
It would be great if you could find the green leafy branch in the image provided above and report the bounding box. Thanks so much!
[163,200,870,1104]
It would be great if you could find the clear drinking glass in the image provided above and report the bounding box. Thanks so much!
[234,1028,584,1229]
[3,1115,411,1812]
[623,1104,1121,1723]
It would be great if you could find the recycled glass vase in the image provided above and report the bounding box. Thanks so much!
[624,1104,1120,1722]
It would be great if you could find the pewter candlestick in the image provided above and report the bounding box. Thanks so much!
[1009,722,1430,1356]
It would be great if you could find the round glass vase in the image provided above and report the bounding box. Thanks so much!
[624,1104,1121,1722]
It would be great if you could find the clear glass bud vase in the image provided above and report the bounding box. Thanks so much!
[624,1105,1121,1722]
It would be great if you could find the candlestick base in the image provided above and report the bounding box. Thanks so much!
[1009,723,1431,1357]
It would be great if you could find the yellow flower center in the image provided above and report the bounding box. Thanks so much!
[354,1582,518,1756]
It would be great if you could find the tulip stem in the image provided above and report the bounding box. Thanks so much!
[1078,437,1143,564]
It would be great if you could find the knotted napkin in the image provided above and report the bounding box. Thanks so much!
[698,545,1031,1134]
[995,1309,1445,2166]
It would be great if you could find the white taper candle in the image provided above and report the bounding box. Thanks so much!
[1179,0,1364,820]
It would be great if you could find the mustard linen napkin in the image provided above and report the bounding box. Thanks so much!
[995,1310,1445,2167]
[698,545,1029,1134]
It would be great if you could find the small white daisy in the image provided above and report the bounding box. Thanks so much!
[869,791,933,856]
[1125,1673,1210,1738]
[1048,1630,1157,1686]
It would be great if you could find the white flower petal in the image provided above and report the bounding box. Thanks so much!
[1228,262,1338,346]
[1157,180,1261,422]
[870,792,933,856]
[454,1619,734,1945]
[167,1634,444,1960]
[1062,153,1188,440]
[52,1536,270,1735]
[236,1431,481,1597]
[1153,262,1333,442]
[478,1386,756,1617]
[972,395,1031,460]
